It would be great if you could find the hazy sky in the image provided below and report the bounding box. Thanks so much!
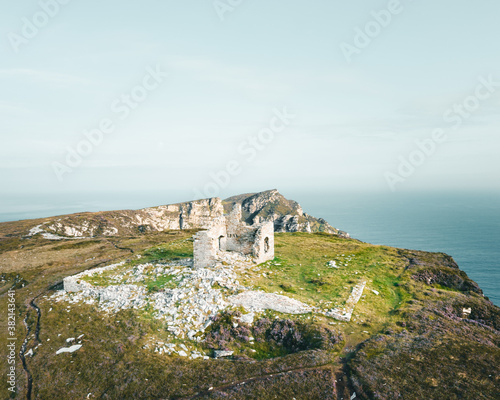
[1,0,499,206]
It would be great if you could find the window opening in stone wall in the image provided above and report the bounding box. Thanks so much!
[264,237,270,253]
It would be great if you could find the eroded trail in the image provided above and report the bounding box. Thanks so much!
[106,239,134,253]
[334,360,353,400]
[19,296,41,400]
[175,363,338,400]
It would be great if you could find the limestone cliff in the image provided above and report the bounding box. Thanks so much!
[24,190,346,239]
[37,197,224,238]
[223,189,349,237]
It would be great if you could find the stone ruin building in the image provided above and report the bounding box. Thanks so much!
[193,204,274,269]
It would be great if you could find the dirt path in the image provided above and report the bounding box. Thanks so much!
[334,360,353,400]
[19,294,42,400]
[174,363,338,400]
[106,239,134,253]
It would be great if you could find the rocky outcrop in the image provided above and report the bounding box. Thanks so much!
[142,197,224,230]
[28,190,347,238]
[36,198,225,238]
[224,189,348,236]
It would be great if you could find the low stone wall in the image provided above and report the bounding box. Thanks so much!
[325,281,366,322]
[63,262,126,293]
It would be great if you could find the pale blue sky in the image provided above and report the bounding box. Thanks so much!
[1,0,499,207]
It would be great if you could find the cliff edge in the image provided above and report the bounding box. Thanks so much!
[1,190,347,239]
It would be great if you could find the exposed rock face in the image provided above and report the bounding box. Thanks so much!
[142,197,224,230]
[224,189,348,236]
[28,190,346,238]
[37,198,225,238]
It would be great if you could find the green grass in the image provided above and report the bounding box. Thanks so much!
[140,239,193,263]
[1,229,495,399]
[242,233,408,326]
[82,264,179,292]
[145,274,176,293]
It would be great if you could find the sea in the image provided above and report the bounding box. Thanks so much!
[1,190,498,305]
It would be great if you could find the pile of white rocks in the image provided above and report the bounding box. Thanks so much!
[52,281,148,311]
[51,253,369,350]
[28,224,78,240]
[54,261,151,311]
[52,257,253,339]
[150,260,248,338]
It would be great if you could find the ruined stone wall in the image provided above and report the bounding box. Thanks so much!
[193,217,227,269]
[225,204,255,255]
[193,204,274,269]
[252,221,275,264]
[193,231,217,269]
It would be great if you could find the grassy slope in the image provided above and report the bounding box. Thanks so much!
[0,231,498,399]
